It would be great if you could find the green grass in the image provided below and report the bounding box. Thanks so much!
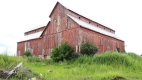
[0,52,142,80]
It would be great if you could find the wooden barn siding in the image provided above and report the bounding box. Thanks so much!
[79,27,124,52]
[42,3,80,55]
[17,42,25,56]
[17,38,44,56]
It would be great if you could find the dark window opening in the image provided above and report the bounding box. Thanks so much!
[116,47,120,52]
[79,17,80,19]
[89,21,91,23]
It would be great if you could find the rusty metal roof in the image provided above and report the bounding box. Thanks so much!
[67,14,122,41]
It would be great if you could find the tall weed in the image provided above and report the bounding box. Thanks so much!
[93,52,132,67]
[0,54,23,69]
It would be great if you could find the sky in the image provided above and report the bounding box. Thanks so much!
[0,0,142,55]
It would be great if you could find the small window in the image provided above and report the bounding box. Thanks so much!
[89,21,91,23]
[79,17,80,19]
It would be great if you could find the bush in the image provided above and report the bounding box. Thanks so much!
[23,51,32,57]
[71,53,80,60]
[80,41,98,56]
[51,42,74,62]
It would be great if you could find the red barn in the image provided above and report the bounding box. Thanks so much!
[17,2,125,58]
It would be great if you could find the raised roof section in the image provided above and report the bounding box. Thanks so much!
[67,14,122,41]
[68,9,115,33]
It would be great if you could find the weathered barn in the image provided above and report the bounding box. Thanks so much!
[17,2,125,58]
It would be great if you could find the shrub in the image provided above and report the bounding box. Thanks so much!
[71,53,80,60]
[80,41,98,56]
[23,51,32,57]
[51,42,74,62]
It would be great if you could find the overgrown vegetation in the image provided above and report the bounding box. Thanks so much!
[51,42,74,62]
[0,52,142,80]
[80,41,98,56]
[0,54,23,69]
[23,51,32,57]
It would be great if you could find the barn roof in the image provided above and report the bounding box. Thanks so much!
[67,14,122,41]
[25,24,46,33]
[18,31,42,42]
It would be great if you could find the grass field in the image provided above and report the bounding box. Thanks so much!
[0,52,142,80]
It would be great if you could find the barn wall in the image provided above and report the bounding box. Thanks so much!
[42,3,80,53]
[79,27,124,52]
[17,38,44,57]
[17,42,25,56]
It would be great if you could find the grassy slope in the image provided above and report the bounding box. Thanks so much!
[0,52,142,80]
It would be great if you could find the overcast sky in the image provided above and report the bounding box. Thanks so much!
[0,0,142,55]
